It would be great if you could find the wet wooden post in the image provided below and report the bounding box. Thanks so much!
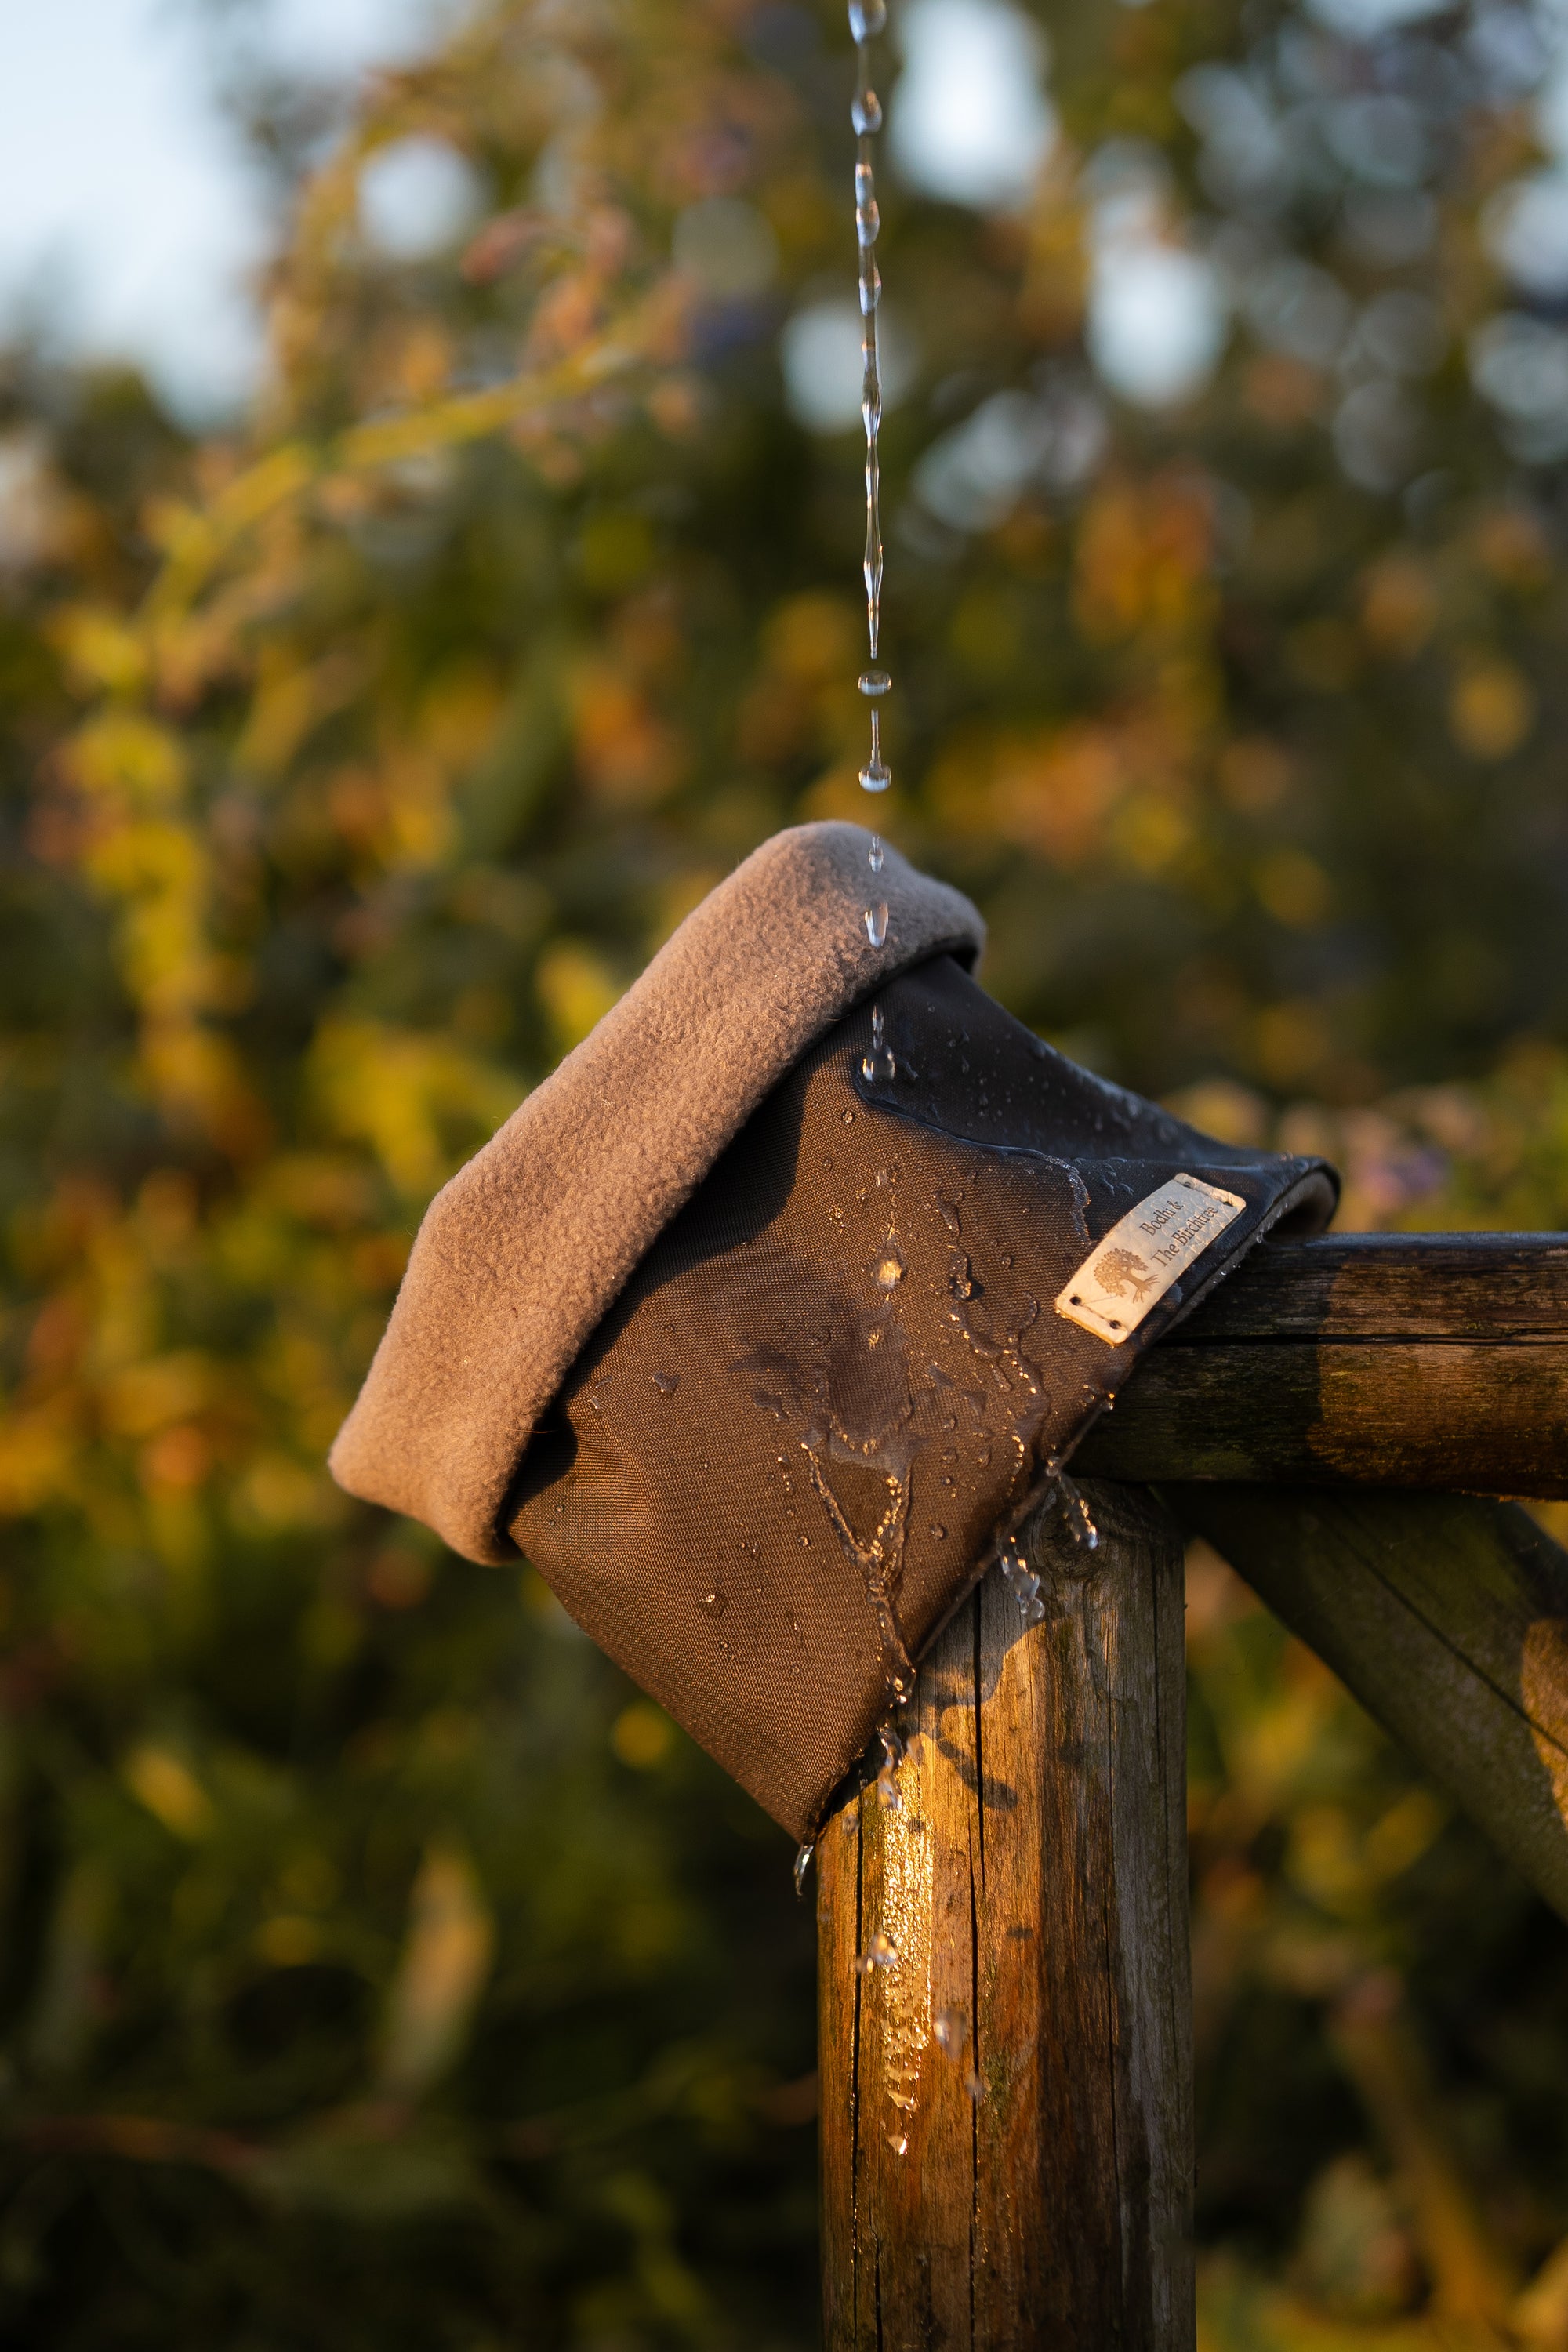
[818,1479,1192,2350]
[816,1232,1568,2347]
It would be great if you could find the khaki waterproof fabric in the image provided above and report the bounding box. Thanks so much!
[509,955,1336,1838]
[329,823,984,1563]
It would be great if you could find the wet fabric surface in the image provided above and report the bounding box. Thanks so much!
[328,823,982,1564]
[510,956,1336,1840]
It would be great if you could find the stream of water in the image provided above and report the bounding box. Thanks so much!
[851,1,891,949]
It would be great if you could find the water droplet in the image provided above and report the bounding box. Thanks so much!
[935,1196,962,1236]
[855,1929,898,1973]
[861,1003,897,1083]
[864,902,889,948]
[935,2006,967,2057]
[1000,1543,1045,1628]
[887,2129,909,2156]
[867,1236,905,1289]
[699,1589,727,1619]
[851,88,883,136]
[841,1108,855,1123]
[849,0,887,38]
[928,1523,946,1540]
[1043,1470,1102,1556]
[867,833,885,873]
[858,760,891,794]
[858,668,891,696]
[793,1841,815,1898]
[652,1369,680,1396]
[964,2070,985,2103]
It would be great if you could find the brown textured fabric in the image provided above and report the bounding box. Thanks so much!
[510,955,1337,1839]
[328,823,984,1563]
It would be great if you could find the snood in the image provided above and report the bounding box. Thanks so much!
[332,826,1335,1839]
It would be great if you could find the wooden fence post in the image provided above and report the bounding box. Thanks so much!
[815,1235,1566,2336]
[818,1479,1193,2351]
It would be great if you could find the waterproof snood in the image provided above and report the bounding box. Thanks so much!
[332,827,1336,1842]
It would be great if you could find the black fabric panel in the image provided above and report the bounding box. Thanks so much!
[510,956,1336,1840]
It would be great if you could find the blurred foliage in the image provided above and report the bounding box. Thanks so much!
[1,0,1567,2339]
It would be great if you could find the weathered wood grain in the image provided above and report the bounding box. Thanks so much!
[1169,1486,1568,1924]
[818,1482,1193,2351]
[1167,1232,1568,1341]
[1077,1338,1568,1493]
[1073,1234,1568,1495]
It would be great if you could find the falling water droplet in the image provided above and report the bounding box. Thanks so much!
[1041,1467,1102,1556]
[851,88,883,136]
[1075,1487,1102,1550]
[698,1589,727,1619]
[793,1841,815,1898]
[934,2006,967,2057]
[861,1002,897,1082]
[864,902,889,948]
[849,0,887,37]
[868,834,885,873]
[858,668,891,696]
[1000,1543,1045,1628]
[855,1929,899,1973]
[652,1369,680,1396]
[873,1717,906,1813]
[964,2069,986,2103]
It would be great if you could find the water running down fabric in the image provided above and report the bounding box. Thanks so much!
[329,823,983,1564]
[332,826,1337,1838]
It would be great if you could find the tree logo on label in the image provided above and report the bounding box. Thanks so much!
[1091,1247,1155,1301]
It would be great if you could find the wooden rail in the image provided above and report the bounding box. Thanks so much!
[1075,1234,1568,1494]
[1171,1486,1568,1926]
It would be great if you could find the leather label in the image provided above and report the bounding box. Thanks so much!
[1054,1174,1246,1344]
